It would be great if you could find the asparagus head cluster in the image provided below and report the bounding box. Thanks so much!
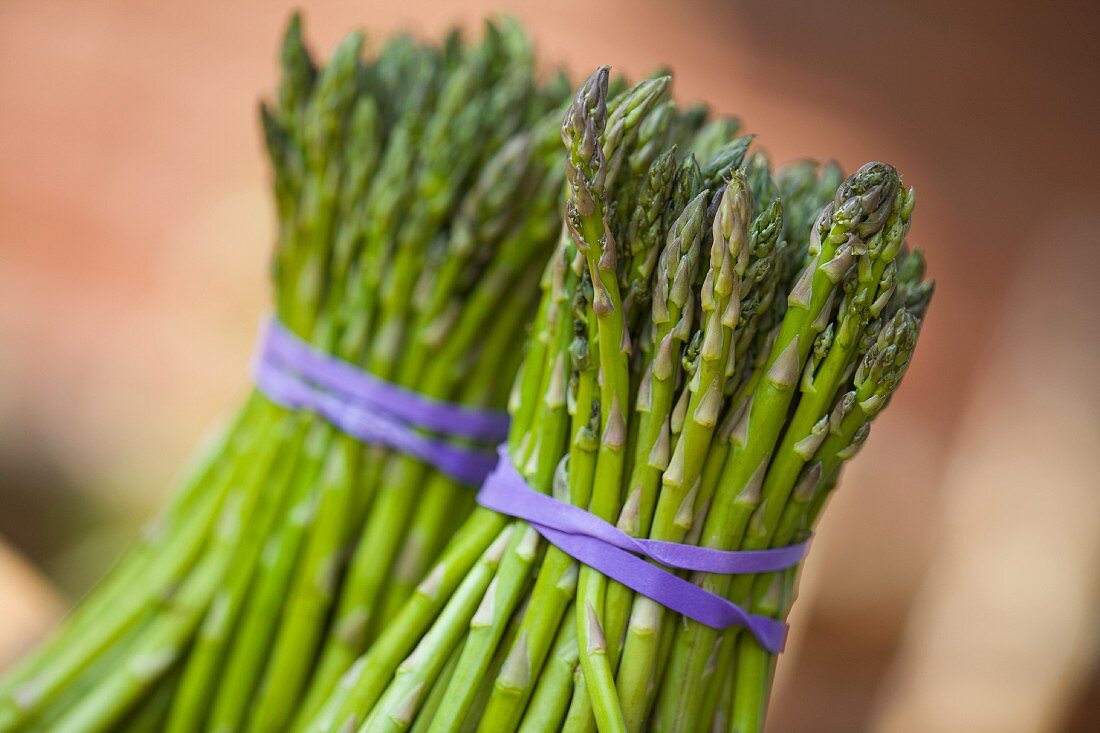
[297,66,932,733]
[0,15,570,732]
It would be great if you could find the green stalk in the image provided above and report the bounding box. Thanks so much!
[711,645,738,733]
[0,405,282,730]
[616,175,756,732]
[31,611,158,731]
[359,525,517,733]
[613,190,708,732]
[250,53,485,728]
[560,68,625,733]
[296,208,559,725]
[408,645,461,733]
[118,666,180,733]
[304,120,558,690]
[40,412,292,733]
[457,252,585,733]
[456,599,530,733]
[0,396,256,704]
[696,631,735,730]
[303,510,508,733]
[377,257,550,626]
[204,420,333,731]
[282,30,365,337]
[473,265,594,733]
[605,184,705,661]
[246,434,361,732]
[423,525,543,731]
[563,67,676,733]
[516,613,580,733]
[164,416,306,731]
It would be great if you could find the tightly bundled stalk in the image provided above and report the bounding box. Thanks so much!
[0,16,571,732]
[300,68,933,733]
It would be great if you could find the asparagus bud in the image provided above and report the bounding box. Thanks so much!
[702,134,755,189]
[562,67,610,214]
[277,12,318,134]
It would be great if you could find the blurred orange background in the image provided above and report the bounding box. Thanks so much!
[1,1,1098,730]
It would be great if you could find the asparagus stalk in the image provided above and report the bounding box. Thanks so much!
[561,75,676,733]
[0,397,252,706]
[608,185,710,732]
[516,612,580,733]
[356,526,518,733]
[163,416,307,731]
[0,410,277,730]
[559,66,636,733]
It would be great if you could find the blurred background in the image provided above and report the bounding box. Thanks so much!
[1,1,1098,730]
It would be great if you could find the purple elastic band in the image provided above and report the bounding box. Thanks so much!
[261,320,510,442]
[476,446,810,653]
[253,319,508,486]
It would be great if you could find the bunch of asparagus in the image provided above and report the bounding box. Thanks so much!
[0,16,571,732]
[299,67,932,733]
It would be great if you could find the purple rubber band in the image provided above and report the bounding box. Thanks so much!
[476,446,810,653]
[253,319,506,486]
[261,319,510,442]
